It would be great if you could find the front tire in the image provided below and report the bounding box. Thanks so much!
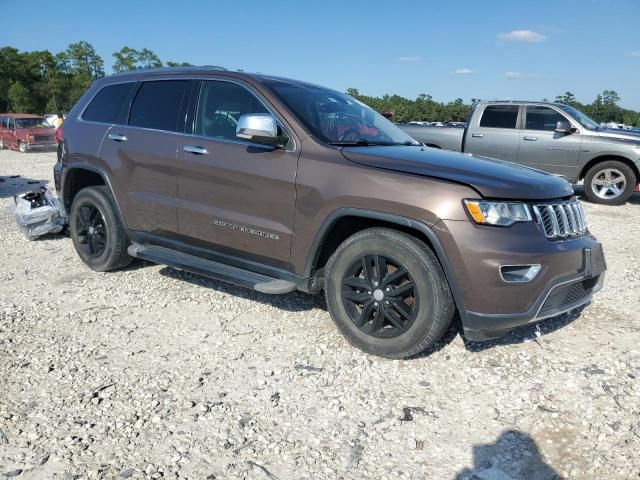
[325,228,455,358]
[584,161,636,205]
[70,186,132,272]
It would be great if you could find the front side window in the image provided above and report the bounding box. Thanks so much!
[129,80,188,132]
[266,81,418,145]
[83,82,136,124]
[525,106,566,131]
[194,81,269,141]
[479,105,519,129]
[15,117,49,129]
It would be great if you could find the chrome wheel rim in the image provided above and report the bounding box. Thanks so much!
[591,168,626,200]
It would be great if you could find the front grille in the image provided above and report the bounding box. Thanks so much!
[532,199,587,239]
[33,135,54,143]
[538,277,598,317]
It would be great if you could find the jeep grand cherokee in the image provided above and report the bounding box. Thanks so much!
[54,67,606,358]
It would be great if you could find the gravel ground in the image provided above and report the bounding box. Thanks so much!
[0,149,639,480]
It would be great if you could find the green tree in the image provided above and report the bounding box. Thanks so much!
[7,81,33,112]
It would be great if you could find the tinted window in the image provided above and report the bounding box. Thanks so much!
[8,118,15,129]
[479,105,519,129]
[129,80,188,132]
[194,81,269,140]
[525,106,566,131]
[83,82,135,124]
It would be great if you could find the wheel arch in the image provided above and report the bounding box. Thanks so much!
[303,208,464,309]
[62,165,128,229]
[579,155,639,183]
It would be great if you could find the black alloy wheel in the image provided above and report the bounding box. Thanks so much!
[74,204,107,257]
[341,254,419,338]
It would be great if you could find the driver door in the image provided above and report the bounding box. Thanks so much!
[517,105,582,178]
[176,79,299,270]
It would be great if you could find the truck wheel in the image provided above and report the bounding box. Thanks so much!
[18,141,27,153]
[324,228,455,358]
[70,186,132,272]
[584,161,636,205]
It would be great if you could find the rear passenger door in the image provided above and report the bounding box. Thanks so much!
[516,105,581,178]
[175,79,298,270]
[98,79,190,235]
[465,104,521,162]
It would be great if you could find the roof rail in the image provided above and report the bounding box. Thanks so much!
[111,65,227,77]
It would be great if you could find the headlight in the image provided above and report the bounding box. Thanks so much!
[464,199,532,226]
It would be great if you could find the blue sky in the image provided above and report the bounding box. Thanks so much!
[3,0,640,109]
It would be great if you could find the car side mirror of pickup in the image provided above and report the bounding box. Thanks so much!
[555,121,574,134]
[236,114,289,148]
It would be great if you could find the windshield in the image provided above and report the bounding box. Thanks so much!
[15,117,49,129]
[267,82,419,146]
[556,105,600,130]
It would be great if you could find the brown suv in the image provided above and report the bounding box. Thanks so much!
[54,67,606,358]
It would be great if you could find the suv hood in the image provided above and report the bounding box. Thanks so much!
[341,146,574,200]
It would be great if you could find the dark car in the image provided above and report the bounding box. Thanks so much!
[0,114,57,152]
[54,67,606,358]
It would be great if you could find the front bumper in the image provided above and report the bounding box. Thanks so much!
[25,142,57,151]
[434,219,607,341]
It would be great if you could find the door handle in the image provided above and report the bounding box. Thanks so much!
[471,133,484,138]
[183,145,208,155]
[523,136,538,141]
[107,133,128,142]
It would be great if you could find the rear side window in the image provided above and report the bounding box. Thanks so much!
[129,80,188,132]
[525,106,566,131]
[479,105,519,129]
[83,82,135,124]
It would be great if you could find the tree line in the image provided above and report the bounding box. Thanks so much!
[0,42,192,114]
[347,88,640,126]
[1,41,639,127]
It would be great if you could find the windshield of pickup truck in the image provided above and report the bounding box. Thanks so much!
[557,105,600,130]
[267,82,419,146]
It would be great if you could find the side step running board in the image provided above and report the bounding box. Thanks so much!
[127,244,297,294]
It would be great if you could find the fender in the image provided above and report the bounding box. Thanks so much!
[303,207,465,310]
[62,162,129,230]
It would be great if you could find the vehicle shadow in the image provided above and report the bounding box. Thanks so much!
[454,430,561,480]
[0,175,49,199]
[157,265,321,313]
[461,306,585,352]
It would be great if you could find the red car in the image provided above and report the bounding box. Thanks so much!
[0,113,57,153]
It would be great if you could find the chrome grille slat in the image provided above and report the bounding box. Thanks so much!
[533,199,587,240]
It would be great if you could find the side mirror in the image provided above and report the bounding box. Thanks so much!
[236,114,288,147]
[555,121,574,133]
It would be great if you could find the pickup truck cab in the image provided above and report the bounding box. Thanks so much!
[400,101,640,205]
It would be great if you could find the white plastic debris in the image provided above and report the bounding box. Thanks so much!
[14,187,68,240]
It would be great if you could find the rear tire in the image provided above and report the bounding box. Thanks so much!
[324,228,455,358]
[584,161,636,205]
[70,186,132,272]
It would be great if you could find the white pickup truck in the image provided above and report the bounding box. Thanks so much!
[400,101,640,205]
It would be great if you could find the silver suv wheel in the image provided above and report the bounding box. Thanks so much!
[591,167,626,200]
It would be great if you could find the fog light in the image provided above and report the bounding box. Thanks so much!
[500,264,541,283]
